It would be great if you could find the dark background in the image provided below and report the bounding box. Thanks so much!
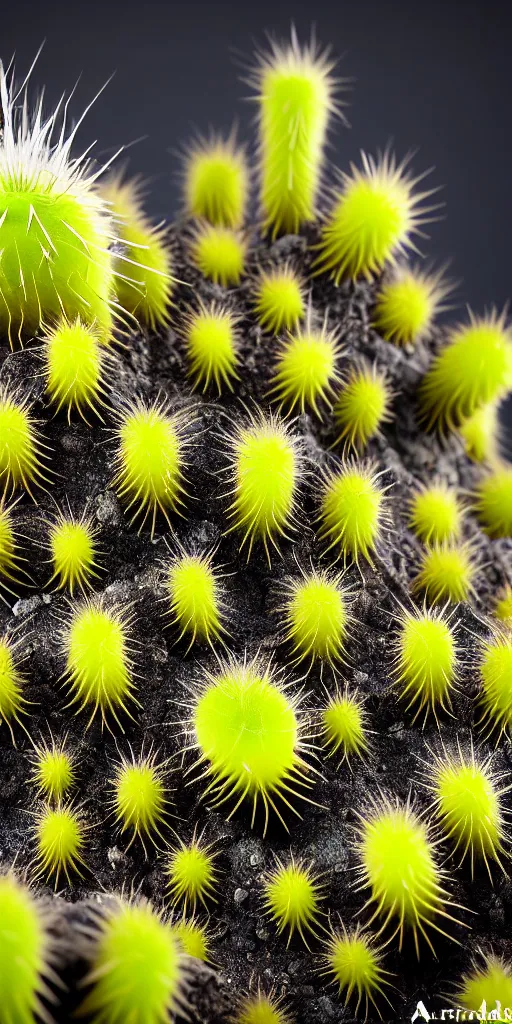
[3,0,512,426]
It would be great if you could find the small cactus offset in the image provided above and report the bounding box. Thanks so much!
[0,30,511,1024]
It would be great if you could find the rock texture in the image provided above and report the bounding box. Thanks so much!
[0,226,511,1023]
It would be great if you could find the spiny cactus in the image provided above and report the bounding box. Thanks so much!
[0,32,511,1024]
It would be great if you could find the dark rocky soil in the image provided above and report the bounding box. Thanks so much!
[0,225,511,1024]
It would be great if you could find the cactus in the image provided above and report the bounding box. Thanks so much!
[0,32,512,1024]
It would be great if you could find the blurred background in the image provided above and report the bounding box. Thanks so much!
[3,0,512,428]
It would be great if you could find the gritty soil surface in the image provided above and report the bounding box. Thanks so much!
[0,224,511,1023]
